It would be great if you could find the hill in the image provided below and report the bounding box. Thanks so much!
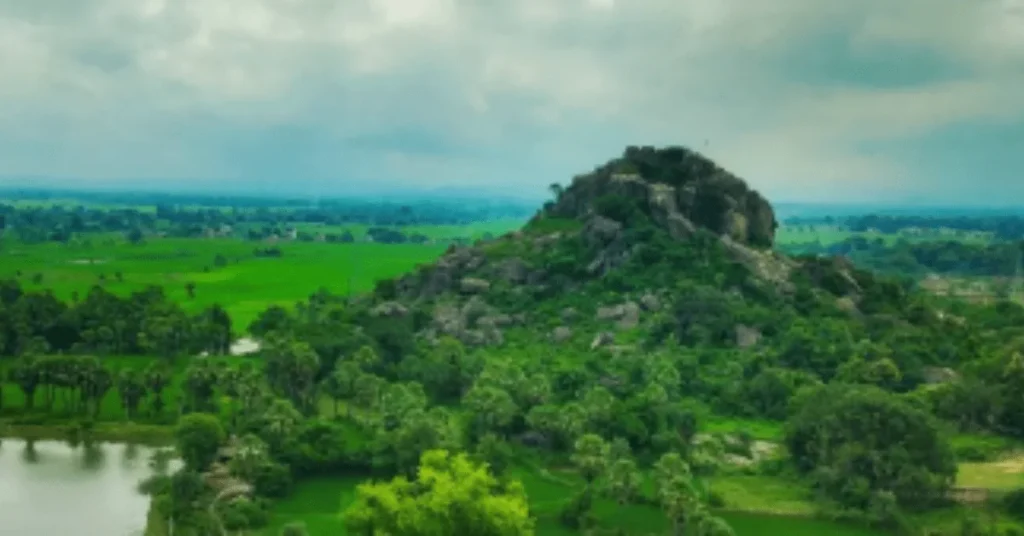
[365,145,971,390]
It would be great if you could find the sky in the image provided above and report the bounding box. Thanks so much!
[0,0,1022,205]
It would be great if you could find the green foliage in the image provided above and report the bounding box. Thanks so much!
[785,384,957,512]
[344,449,535,535]
[175,413,225,471]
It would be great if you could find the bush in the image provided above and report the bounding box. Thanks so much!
[1005,488,1024,521]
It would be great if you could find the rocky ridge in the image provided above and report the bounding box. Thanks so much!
[370,146,859,349]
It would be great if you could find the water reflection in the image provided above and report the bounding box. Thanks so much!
[21,439,39,464]
[0,439,172,536]
[80,441,106,471]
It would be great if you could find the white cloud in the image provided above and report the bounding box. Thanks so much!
[0,0,1021,201]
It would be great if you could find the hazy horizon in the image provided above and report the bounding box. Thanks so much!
[0,1,1022,205]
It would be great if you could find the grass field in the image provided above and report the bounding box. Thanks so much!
[0,237,448,331]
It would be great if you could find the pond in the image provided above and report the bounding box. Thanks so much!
[0,438,172,536]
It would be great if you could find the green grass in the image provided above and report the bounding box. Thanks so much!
[702,417,784,441]
[957,453,1024,490]
[263,476,365,535]
[0,237,447,330]
[709,473,814,516]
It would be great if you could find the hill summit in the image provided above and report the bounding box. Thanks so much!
[542,145,777,249]
[367,145,943,367]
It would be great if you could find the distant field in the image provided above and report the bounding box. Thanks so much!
[291,217,526,241]
[776,224,995,247]
[0,237,448,331]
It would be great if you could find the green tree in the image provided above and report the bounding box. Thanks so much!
[785,383,956,511]
[344,449,534,535]
[263,337,321,414]
[605,457,641,505]
[571,434,610,487]
[175,413,226,471]
[463,384,519,438]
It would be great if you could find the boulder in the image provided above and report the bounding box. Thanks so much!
[639,293,662,312]
[590,331,615,350]
[734,324,762,348]
[495,257,529,284]
[370,301,408,317]
[552,326,573,343]
[460,277,491,294]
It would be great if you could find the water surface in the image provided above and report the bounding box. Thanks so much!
[0,439,168,536]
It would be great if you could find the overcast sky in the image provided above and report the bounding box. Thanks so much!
[0,0,1022,204]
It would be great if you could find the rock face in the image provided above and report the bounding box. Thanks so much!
[544,146,777,248]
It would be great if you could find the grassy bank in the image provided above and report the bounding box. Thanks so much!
[0,420,174,445]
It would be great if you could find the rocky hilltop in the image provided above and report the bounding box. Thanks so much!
[543,145,777,248]
[368,146,885,352]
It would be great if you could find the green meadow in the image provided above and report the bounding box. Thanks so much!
[0,237,448,331]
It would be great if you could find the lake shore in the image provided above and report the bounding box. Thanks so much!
[0,419,174,446]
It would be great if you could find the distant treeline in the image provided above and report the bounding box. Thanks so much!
[0,197,521,244]
[781,236,1024,278]
[785,213,1024,240]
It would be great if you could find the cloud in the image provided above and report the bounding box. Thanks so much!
[0,0,1021,203]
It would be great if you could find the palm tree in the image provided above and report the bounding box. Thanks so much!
[605,457,641,505]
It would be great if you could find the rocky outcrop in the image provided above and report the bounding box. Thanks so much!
[551,326,573,343]
[596,301,641,329]
[591,331,615,350]
[545,146,777,248]
[371,301,408,317]
[425,297,508,347]
[735,324,762,348]
[460,277,491,294]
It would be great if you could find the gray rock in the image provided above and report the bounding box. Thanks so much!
[481,314,514,327]
[460,277,491,294]
[597,301,641,329]
[560,307,579,323]
[590,331,615,350]
[552,326,573,343]
[544,147,778,249]
[734,324,762,348]
[639,293,661,312]
[582,215,623,247]
[496,257,529,284]
[616,301,641,329]
[922,366,960,384]
[370,301,409,317]
[597,304,625,321]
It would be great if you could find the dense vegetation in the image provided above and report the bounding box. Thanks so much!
[0,190,532,244]
[781,236,1024,279]
[785,214,1024,241]
[7,147,1024,536]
